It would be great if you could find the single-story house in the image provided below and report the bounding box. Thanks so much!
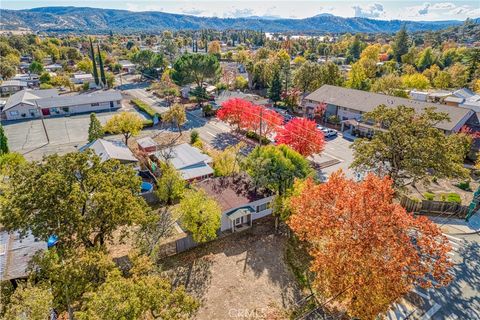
[3,89,122,120]
[0,231,47,282]
[152,143,213,181]
[137,136,158,153]
[119,60,136,73]
[71,73,94,84]
[302,85,475,134]
[196,175,274,233]
[215,90,270,107]
[0,80,28,96]
[13,73,40,87]
[453,88,480,112]
[79,139,138,164]
[44,63,63,72]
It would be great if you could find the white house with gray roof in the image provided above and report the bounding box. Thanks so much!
[2,89,122,120]
[153,143,213,181]
[302,85,475,134]
[79,139,138,164]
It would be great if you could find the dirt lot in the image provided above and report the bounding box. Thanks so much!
[160,217,302,320]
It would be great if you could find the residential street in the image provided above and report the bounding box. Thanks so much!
[387,216,480,320]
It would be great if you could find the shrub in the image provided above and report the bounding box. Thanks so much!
[423,192,435,201]
[442,193,462,204]
[456,180,471,191]
[142,119,153,128]
[39,83,53,89]
[327,115,341,125]
[192,139,204,150]
[245,131,270,145]
[190,130,200,144]
[131,99,158,119]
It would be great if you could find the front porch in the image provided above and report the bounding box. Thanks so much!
[227,206,254,233]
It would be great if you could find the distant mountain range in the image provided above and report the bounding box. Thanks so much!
[1,6,477,34]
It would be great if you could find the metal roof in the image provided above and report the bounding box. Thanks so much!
[0,231,47,281]
[0,80,28,87]
[155,143,212,170]
[305,85,473,132]
[80,139,138,163]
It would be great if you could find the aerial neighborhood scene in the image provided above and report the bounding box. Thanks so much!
[0,0,480,319]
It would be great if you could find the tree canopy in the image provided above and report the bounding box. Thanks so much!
[351,105,470,188]
[0,151,147,250]
[275,118,325,157]
[104,112,144,145]
[171,53,221,88]
[288,172,452,319]
[175,188,221,243]
[88,113,104,142]
[242,144,312,195]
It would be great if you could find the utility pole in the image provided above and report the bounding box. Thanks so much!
[258,108,263,146]
[35,100,49,144]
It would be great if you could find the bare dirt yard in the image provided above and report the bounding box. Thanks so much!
[160,217,303,320]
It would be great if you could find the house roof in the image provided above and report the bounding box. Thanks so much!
[215,90,269,106]
[3,89,59,111]
[0,80,28,88]
[196,175,271,212]
[155,143,212,170]
[80,139,138,163]
[454,88,475,99]
[0,231,47,281]
[305,85,473,132]
[35,90,122,109]
[72,73,93,79]
[137,136,157,149]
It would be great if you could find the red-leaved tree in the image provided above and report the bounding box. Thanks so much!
[216,98,253,131]
[275,117,324,156]
[287,172,453,319]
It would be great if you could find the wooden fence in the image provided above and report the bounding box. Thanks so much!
[400,196,469,218]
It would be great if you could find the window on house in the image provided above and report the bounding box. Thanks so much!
[62,107,69,113]
[51,107,59,113]
[256,202,269,213]
[91,103,99,107]
[29,109,37,116]
[9,110,19,116]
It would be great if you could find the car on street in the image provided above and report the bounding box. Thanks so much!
[317,125,338,138]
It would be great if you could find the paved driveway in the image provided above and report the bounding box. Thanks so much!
[2,111,121,160]
[161,217,302,320]
[310,134,356,180]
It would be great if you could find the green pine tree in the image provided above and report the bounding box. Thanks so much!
[268,69,282,106]
[0,124,9,154]
[97,44,107,88]
[393,25,409,63]
[89,38,100,86]
[88,113,104,142]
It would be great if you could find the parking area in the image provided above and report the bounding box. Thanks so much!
[311,134,356,180]
[3,110,123,160]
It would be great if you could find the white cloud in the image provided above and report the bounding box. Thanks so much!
[223,8,254,18]
[430,2,456,10]
[417,3,430,15]
[352,3,384,18]
[180,8,204,16]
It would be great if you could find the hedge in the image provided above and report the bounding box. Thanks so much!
[131,99,159,119]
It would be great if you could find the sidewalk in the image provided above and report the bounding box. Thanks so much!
[428,215,480,234]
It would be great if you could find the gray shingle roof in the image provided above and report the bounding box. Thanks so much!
[305,85,473,131]
[4,89,122,112]
[36,90,122,109]
[3,89,59,111]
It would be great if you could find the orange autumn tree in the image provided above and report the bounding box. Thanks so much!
[287,171,452,319]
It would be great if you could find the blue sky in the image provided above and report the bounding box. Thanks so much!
[2,1,479,20]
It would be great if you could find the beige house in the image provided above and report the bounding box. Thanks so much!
[0,80,28,96]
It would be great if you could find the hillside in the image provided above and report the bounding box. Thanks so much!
[0,6,474,34]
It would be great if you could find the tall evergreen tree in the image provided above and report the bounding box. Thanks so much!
[88,113,104,142]
[393,25,409,63]
[97,44,107,87]
[89,38,100,86]
[0,124,9,155]
[268,69,282,106]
